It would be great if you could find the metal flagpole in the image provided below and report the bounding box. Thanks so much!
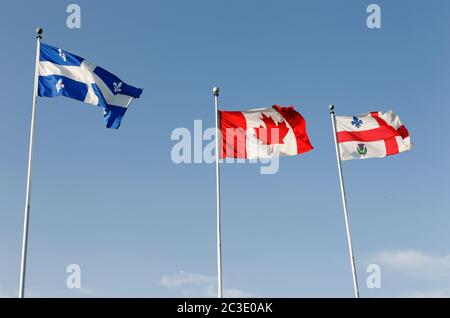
[213,86,223,298]
[329,104,360,298]
[19,27,43,298]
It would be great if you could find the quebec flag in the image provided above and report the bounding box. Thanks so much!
[38,43,143,129]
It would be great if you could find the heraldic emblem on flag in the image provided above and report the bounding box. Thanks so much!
[220,105,313,159]
[335,111,412,160]
[38,43,143,129]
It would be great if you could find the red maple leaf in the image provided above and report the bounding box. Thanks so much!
[254,113,289,145]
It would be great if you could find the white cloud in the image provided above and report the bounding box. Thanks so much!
[159,271,256,298]
[368,249,450,298]
[21,286,101,298]
[69,287,102,297]
[223,288,256,298]
[160,271,215,289]
[368,249,450,282]
[401,288,450,298]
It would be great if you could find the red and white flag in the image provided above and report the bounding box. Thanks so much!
[220,105,313,159]
[336,111,412,160]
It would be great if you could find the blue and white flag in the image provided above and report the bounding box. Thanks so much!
[38,43,143,129]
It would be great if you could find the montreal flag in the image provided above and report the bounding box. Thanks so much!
[220,105,313,159]
[336,111,412,160]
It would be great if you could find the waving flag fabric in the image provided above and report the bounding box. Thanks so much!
[336,111,412,160]
[38,43,143,129]
[220,105,313,159]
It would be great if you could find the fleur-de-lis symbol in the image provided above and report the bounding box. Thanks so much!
[351,116,363,128]
[55,78,65,92]
[58,49,67,62]
[113,81,123,94]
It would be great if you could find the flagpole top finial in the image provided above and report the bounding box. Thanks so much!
[329,104,335,113]
[36,28,43,38]
[213,87,220,96]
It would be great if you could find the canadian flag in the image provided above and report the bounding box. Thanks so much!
[220,105,313,159]
[336,111,412,160]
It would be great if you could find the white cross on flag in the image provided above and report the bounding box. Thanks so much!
[336,111,412,160]
[220,105,313,159]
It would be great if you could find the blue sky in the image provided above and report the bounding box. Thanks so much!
[1,0,450,297]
